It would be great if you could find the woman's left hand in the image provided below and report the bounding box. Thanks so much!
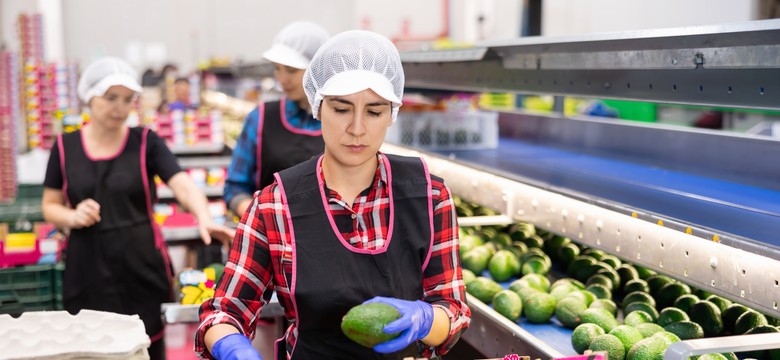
[198,220,236,248]
[363,296,434,353]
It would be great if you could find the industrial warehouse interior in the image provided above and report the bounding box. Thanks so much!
[1,1,779,359]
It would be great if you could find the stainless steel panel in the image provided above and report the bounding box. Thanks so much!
[400,48,489,63]
[402,19,780,110]
[664,333,780,359]
[403,60,780,111]
[504,46,780,70]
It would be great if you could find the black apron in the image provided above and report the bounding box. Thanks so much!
[256,98,324,189]
[275,154,433,360]
[58,128,172,342]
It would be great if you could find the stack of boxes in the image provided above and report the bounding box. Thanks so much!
[17,14,80,146]
[39,63,59,139]
[57,63,83,133]
[18,14,52,150]
[0,51,20,202]
[150,109,224,147]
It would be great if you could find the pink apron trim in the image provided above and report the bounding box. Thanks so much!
[57,133,70,207]
[316,155,394,255]
[57,133,69,261]
[81,125,130,161]
[419,157,434,271]
[273,172,300,358]
[279,97,321,136]
[149,328,165,342]
[140,128,174,300]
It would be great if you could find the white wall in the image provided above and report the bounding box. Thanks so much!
[352,0,445,40]
[542,0,760,36]
[351,0,523,47]
[61,0,353,73]
[451,0,523,44]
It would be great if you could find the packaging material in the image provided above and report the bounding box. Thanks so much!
[0,51,20,202]
[149,109,224,147]
[0,309,150,359]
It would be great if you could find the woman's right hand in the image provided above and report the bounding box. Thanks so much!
[70,199,101,229]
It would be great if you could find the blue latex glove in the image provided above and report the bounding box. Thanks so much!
[363,296,434,353]
[211,333,262,360]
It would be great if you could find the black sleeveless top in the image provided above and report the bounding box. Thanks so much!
[256,99,324,189]
[45,127,178,341]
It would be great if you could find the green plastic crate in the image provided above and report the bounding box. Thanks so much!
[0,264,55,315]
[15,185,43,200]
[0,199,43,223]
[0,185,44,224]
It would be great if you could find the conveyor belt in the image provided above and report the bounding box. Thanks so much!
[433,138,780,247]
[514,317,576,356]
[473,271,578,357]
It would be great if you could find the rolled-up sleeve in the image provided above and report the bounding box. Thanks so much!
[195,185,277,359]
[421,179,471,357]
[224,107,260,214]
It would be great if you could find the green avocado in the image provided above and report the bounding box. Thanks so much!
[341,302,401,348]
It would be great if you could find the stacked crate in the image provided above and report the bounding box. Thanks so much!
[18,14,53,150]
[0,51,20,202]
[151,109,224,147]
[0,264,57,315]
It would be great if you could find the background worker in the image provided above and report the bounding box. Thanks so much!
[168,77,196,111]
[224,21,330,218]
[41,57,235,360]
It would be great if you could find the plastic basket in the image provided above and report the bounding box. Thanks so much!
[388,110,499,150]
[0,264,55,315]
[15,184,43,199]
[0,198,43,223]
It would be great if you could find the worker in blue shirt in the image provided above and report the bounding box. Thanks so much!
[225,21,330,217]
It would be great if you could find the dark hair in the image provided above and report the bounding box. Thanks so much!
[161,64,178,72]
[157,99,169,113]
[174,77,190,85]
[141,68,157,86]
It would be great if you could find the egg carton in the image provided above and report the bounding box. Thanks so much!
[0,310,150,360]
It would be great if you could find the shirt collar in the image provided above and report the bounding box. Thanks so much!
[317,152,389,193]
[284,97,311,118]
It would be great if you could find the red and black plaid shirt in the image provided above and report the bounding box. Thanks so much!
[196,153,470,359]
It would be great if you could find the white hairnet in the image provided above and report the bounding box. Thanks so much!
[303,30,404,122]
[263,21,330,70]
[77,57,143,103]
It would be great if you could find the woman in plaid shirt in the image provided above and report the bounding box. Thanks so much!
[196,30,471,360]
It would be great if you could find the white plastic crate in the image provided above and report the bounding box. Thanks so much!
[387,110,498,150]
